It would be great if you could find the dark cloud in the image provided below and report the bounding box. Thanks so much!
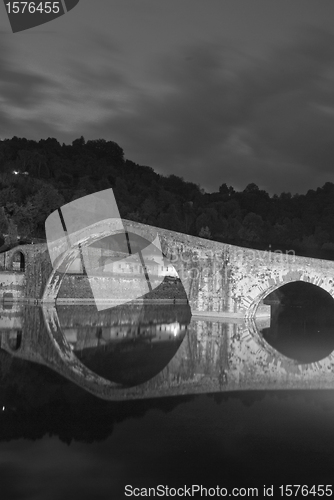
[0,40,58,109]
[0,114,63,140]
[67,60,129,93]
[84,27,334,194]
[241,28,334,172]
[0,35,129,141]
[87,31,122,56]
[92,43,241,180]
[3,26,334,194]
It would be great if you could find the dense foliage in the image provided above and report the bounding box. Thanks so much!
[1,135,334,259]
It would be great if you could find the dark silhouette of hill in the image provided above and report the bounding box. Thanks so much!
[0,135,334,260]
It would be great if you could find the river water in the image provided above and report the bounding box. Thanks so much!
[1,297,334,498]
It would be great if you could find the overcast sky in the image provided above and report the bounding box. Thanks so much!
[1,1,334,194]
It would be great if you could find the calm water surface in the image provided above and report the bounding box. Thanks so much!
[1,296,334,498]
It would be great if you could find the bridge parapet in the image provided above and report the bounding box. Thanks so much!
[121,220,334,318]
[1,220,334,319]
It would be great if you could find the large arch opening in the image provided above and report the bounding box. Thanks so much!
[42,221,188,307]
[264,281,334,307]
[260,282,334,364]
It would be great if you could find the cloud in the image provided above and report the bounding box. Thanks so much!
[0,35,132,140]
[86,27,334,194]
[0,40,58,109]
[3,26,334,194]
[240,28,334,173]
[92,42,242,177]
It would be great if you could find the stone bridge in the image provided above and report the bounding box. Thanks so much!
[40,219,334,318]
[1,219,334,318]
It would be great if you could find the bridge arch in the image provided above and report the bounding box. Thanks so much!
[10,250,25,272]
[42,219,168,305]
[248,273,334,319]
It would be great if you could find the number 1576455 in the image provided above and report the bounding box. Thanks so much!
[5,2,60,14]
[279,485,332,497]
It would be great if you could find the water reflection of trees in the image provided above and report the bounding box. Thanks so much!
[0,352,194,444]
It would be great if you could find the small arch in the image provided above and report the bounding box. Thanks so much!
[11,251,25,272]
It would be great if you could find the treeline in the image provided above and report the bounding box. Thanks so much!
[1,135,334,259]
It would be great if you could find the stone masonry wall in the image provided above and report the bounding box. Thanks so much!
[1,219,334,318]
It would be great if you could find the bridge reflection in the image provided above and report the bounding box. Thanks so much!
[1,300,334,400]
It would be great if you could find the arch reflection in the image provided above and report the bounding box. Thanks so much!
[260,282,334,363]
[46,302,191,388]
[63,308,189,387]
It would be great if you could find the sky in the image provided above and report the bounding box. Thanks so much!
[1,1,334,194]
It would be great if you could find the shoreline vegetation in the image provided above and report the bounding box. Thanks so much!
[0,136,334,262]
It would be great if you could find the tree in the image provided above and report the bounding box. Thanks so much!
[163,174,185,196]
[86,139,124,165]
[141,198,158,224]
[158,204,182,231]
[238,213,265,243]
[243,183,260,194]
[72,136,85,148]
[0,207,8,248]
[114,177,128,197]
[23,150,48,178]
[198,226,211,239]
[0,207,8,234]
[28,183,65,236]
[195,212,211,234]
[11,201,36,239]
[33,151,47,178]
[77,176,95,194]
[7,218,18,246]
[17,150,32,172]
[219,183,235,197]
[71,189,88,202]
[183,201,194,233]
